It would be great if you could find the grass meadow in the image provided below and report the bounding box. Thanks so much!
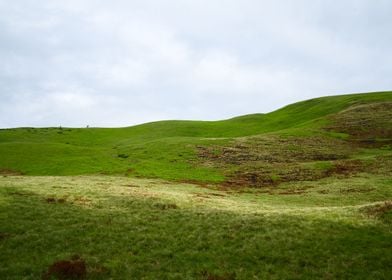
[1,175,391,279]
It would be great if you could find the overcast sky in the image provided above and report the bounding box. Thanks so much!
[0,0,391,128]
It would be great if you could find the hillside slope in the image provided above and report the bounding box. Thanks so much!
[0,91,391,183]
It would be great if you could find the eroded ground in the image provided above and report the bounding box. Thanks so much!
[197,102,392,189]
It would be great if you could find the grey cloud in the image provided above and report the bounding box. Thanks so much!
[0,0,391,127]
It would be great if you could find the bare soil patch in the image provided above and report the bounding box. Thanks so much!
[43,255,86,280]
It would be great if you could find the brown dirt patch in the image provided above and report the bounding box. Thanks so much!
[46,197,67,204]
[0,168,24,176]
[201,271,236,280]
[46,197,56,203]
[0,232,11,240]
[327,159,364,176]
[43,255,86,280]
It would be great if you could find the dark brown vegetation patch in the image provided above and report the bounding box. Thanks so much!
[368,154,392,175]
[46,197,67,204]
[362,201,392,221]
[43,255,86,280]
[222,159,363,188]
[197,135,361,188]
[326,102,392,144]
[197,102,391,189]
[0,168,24,176]
[201,270,236,280]
[198,136,352,165]
[326,159,364,176]
[0,232,11,240]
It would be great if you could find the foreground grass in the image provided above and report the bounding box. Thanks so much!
[1,176,391,279]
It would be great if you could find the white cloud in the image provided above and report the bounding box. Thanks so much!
[0,0,391,127]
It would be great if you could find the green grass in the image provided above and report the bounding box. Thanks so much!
[1,91,392,279]
[0,175,391,279]
[0,91,391,181]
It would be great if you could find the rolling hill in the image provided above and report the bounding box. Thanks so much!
[0,91,391,183]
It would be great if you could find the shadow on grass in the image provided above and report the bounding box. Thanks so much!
[0,186,391,279]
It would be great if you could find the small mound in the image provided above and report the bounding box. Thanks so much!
[43,255,86,280]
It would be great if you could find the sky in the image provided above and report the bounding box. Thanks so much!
[0,0,391,128]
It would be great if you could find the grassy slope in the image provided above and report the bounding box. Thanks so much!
[0,91,391,181]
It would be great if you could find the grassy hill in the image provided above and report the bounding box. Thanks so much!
[1,91,392,279]
[0,91,391,182]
